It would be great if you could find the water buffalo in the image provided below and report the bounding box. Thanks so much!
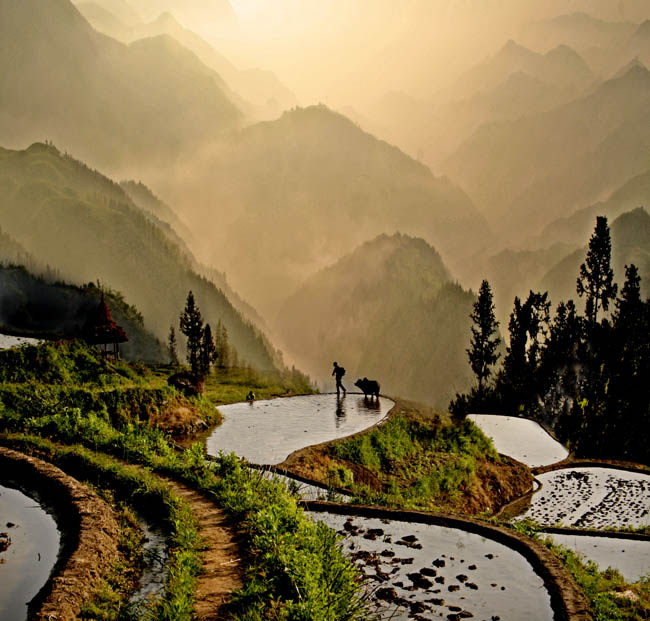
[354,377,380,399]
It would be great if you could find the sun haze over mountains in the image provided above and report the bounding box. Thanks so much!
[1,0,649,400]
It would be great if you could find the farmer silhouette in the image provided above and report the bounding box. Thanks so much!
[332,361,346,395]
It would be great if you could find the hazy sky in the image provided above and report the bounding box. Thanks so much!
[216,0,648,107]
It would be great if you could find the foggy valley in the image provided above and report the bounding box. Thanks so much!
[1,1,650,618]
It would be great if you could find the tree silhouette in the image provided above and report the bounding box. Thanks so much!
[577,216,618,325]
[200,323,216,376]
[179,291,203,376]
[467,280,501,392]
[168,326,178,366]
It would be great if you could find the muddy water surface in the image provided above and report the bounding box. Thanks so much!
[311,512,553,621]
[207,394,393,465]
[0,335,40,350]
[468,414,569,467]
[0,485,60,620]
[520,467,650,529]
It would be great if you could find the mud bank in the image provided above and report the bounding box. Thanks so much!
[0,447,119,620]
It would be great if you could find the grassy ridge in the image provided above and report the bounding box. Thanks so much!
[0,341,370,620]
[2,435,201,620]
[325,408,527,515]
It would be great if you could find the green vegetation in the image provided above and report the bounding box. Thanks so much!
[0,341,367,620]
[0,340,217,433]
[3,436,201,620]
[328,411,504,513]
[0,142,280,371]
[540,536,650,621]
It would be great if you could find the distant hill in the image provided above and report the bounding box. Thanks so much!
[0,0,243,174]
[0,264,165,361]
[455,40,594,99]
[274,233,476,408]
[443,64,650,237]
[0,142,279,370]
[128,12,298,118]
[172,105,491,316]
[538,169,650,248]
[522,12,636,57]
[541,207,650,305]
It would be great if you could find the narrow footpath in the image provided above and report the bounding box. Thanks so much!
[160,477,243,619]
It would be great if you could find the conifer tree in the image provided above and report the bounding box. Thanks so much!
[179,291,203,375]
[467,280,501,392]
[200,323,216,377]
[168,326,178,366]
[577,216,618,325]
[214,319,231,369]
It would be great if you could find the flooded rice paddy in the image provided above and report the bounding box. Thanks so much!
[311,512,553,621]
[544,533,650,582]
[130,517,168,605]
[0,335,40,350]
[0,484,60,620]
[467,414,568,467]
[207,393,393,465]
[519,467,650,529]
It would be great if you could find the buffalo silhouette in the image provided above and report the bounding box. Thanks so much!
[354,377,380,399]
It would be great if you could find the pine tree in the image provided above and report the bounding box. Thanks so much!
[577,216,618,325]
[179,291,203,376]
[467,280,501,392]
[200,324,217,377]
[214,320,231,369]
[168,326,178,366]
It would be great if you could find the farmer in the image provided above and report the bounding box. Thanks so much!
[332,361,346,396]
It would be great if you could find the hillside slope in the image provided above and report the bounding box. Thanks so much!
[0,0,242,174]
[443,65,650,236]
[0,264,165,361]
[172,105,491,316]
[0,142,278,370]
[274,233,476,408]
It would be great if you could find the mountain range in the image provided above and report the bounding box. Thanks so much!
[274,233,476,408]
[76,4,298,119]
[0,0,242,175]
[442,63,650,237]
[0,142,278,370]
[166,105,491,317]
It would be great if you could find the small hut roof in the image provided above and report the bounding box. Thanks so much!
[83,293,128,344]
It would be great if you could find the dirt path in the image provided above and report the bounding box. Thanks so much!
[160,477,243,619]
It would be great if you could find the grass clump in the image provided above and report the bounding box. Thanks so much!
[328,412,499,512]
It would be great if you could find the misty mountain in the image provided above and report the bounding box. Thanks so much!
[0,0,242,175]
[522,12,637,57]
[538,169,650,248]
[169,105,490,316]
[120,180,197,248]
[0,142,278,370]
[443,64,650,237]
[77,2,131,38]
[77,6,297,119]
[0,264,165,361]
[455,40,594,99]
[541,207,650,307]
[0,227,32,268]
[274,233,475,408]
[76,0,141,24]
